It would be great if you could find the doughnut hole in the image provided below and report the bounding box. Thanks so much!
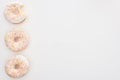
[14,64,20,69]
[14,36,21,42]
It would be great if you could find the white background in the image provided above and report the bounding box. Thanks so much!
[0,0,120,80]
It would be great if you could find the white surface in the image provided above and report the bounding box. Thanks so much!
[0,0,120,80]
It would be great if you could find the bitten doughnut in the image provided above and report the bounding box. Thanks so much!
[4,2,26,24]
[5,28,29,52]
[5,55,29,78]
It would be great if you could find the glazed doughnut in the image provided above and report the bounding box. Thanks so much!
[5,28,29,52]
[4,2,26,24]
[5,55,29,78]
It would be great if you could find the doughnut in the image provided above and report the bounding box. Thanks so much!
[5,28,29,52]
[4,2,26,24]
[5,55,29,78]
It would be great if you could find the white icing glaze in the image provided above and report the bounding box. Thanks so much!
[5,55,29,78]
[4,2,26,24]
[5,28,29,52]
